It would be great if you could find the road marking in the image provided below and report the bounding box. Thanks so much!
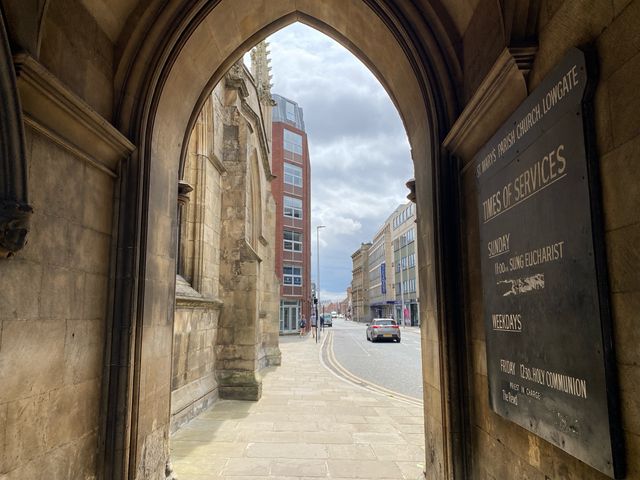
[347,332,371,356]
[321,331,423,407]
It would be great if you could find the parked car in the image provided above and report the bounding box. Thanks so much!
[366,318,401,342]
[323,314,333,327]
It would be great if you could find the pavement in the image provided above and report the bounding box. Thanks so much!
[170,331,426,479]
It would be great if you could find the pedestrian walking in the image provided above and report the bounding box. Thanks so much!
[298,315,306,336]
[311,314,317,338]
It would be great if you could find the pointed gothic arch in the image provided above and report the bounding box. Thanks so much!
[105,5,462,478]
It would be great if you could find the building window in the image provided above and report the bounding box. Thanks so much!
[284,163,303,187]
[283,196,303,219]
[283,129,303,155]
[283,265,303,285]
[284,230,302,252]
[285,101,296,122]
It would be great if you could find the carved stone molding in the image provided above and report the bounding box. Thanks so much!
[0,9,32,258]
[177,180,193,207]
[0,199,32,257]
[443,46,537,166]
[406,178,416,203]
[13,53,135,176]
[509,44,538,79]
[226,62,274,182]
[175,274,223,309]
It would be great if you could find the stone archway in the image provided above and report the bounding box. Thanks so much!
[104,2,462,479]
[3,1,639,479]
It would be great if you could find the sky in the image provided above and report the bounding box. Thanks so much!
[263,23,413,302]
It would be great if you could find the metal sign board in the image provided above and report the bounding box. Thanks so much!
[474,48,623,477]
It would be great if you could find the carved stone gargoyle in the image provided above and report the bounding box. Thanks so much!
[0,201,32,257]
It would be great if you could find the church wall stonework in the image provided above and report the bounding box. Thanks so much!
[170,60,280,429]
[0,128,113,479]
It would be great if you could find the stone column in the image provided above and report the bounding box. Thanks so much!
[215,102,262,400]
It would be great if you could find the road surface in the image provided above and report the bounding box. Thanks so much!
[320,317,423,403]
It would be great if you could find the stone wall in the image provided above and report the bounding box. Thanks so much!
[0,128,113,478]
[39,0,114,120]
[171,87,227,431]
[171,63,281,427]
[171,296,221,432]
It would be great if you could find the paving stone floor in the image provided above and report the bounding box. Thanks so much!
[171,334,426,479]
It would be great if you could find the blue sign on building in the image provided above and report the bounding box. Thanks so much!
[380,263,386,294]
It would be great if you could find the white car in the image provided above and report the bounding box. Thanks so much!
[366,318,401,343]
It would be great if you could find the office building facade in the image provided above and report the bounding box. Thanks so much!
[350,202,420,325]
[351,242,372,323]
[271,94,312,333]
[368,223,395,318]
[391,202,420,326]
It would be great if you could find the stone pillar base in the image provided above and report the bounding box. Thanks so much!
[264,347,281,366]
[217,370,262,401]
[219,383,262,400]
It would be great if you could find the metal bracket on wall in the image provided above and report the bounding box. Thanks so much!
[0,9,32,258]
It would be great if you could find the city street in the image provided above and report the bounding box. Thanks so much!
[320,317,423,404]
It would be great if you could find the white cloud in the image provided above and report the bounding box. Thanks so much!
[268,23,413,295]
[318,290,348,303]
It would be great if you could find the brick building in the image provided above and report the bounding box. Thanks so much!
[271,94,312,333]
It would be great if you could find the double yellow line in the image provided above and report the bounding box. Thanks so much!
[322,330,424,408]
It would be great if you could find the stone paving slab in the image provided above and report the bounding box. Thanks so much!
[171,334,426,479]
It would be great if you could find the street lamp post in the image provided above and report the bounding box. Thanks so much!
[316,225,325,339]
[398,233,407,328]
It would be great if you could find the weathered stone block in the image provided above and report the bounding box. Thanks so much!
[0,320,65,403]
[82,273,109,320]
[219,383,262,401]
[3,393,48,471]
[0,260,42,320]
[45,380,100,450]
[597,0,640,80]
[531,0,614,90]
[83,165,115,234]
[63,319,103,385]
[611,291,640,366]
[619,363,640,434]
[0,402,6,467]
[605,222,640,293]
[462,4,505,102]
[22,212,71,266]
[29,133,84,223]
[608,52,640,148]
[40,267,84,320]
[625,430,640,477]
[71,223,111,275]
